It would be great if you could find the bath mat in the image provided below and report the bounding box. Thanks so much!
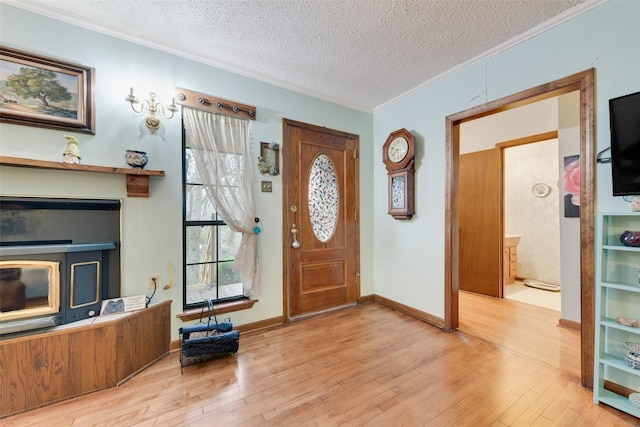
[523,279,561,292]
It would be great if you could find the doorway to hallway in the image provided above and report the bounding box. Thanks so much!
[445,69,595,387]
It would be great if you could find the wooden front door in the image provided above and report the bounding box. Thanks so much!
[459,148,502,297]
[283,119,359,319]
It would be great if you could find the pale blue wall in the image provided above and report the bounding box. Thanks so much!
[1,1,638,335]
[0,4,374,338]
[372,0,640,318]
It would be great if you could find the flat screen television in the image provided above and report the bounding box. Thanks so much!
[609,91,640,196]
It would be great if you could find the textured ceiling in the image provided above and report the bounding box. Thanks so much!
[4,0,596,111]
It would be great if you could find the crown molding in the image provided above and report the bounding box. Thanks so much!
[373,0,608,112]
[1,0,607,113]
[0,0,372,112]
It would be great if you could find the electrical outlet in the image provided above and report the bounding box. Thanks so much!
[148,274,159,289]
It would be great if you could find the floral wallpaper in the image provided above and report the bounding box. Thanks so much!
[504,139,561,285]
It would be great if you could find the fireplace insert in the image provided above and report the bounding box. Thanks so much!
[0,196,121,336]
[0,242,115,334]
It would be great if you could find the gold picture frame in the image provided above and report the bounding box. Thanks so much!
[0,46,95,134]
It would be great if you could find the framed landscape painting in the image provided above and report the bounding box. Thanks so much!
[0,46,95,134]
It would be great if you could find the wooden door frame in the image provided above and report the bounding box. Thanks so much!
[445,69,595,388]
[281,118,361,323]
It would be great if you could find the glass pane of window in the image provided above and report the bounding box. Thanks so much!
[185,263,217,305]
[184,136,245,306]
[185,184,216,222]
[186,225,216,264]
[185,148,201,185]
[219,152,245,187]
[185,148,215,185]
[219,225,242,261]
[219,263,241,287]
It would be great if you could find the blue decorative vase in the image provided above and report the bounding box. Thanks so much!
[125,150,148,169]
[620,230,640,248]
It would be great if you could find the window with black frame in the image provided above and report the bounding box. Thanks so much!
[183,146,244,308]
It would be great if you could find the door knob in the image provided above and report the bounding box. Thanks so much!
[291,223,300,249]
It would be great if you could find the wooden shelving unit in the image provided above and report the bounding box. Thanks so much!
[0,155,165,197]
[594,212,640,417]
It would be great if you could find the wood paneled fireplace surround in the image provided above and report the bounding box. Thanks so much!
[0,300,171,418]
[0,197,171,418]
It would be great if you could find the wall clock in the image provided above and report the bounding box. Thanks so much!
[382,128,415,220]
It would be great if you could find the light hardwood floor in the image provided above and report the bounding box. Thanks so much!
[503,281,561,312]
[3,292,639,426]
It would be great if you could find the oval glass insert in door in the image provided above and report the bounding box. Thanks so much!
[308,154,339,242]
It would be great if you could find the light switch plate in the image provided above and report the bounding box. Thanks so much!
[261,181,272,192]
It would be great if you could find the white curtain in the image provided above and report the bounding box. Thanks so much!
[183,107,259,297]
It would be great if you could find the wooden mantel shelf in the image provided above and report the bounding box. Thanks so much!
[0,155,165,197]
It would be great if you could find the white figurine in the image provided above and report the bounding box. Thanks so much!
[62,135,81,164]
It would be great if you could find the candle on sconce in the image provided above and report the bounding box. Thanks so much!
[124,88,177,132]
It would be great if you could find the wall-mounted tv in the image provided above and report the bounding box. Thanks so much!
[609,91,640,196]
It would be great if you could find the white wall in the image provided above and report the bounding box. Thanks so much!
[459,97,558,153]
[372,1,639,319]
[1,1,638,336]
[0,4,374,339]
[558,91,582,322]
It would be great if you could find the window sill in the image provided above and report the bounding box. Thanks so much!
[176,299,257,322]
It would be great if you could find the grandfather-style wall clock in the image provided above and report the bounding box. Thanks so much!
[382,128,415,220]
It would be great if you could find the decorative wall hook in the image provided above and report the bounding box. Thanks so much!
[173,88,257,121]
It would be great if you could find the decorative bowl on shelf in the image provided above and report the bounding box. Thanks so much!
[125,150,148,169]
[630,393,640,409]
[625,342,640,353]
[625,351,640,369]
[620,230,640,247]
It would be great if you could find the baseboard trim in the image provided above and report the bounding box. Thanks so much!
[358,294,375,304]
[604,379,634,398]
[170,296,447,351]
[373,295,447,331]
[169,298,582,353]
[236,315,286,333]
[170,315,285,351]
[558,318,580,331]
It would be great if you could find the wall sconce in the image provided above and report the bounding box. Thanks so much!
[125,88,179,133]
